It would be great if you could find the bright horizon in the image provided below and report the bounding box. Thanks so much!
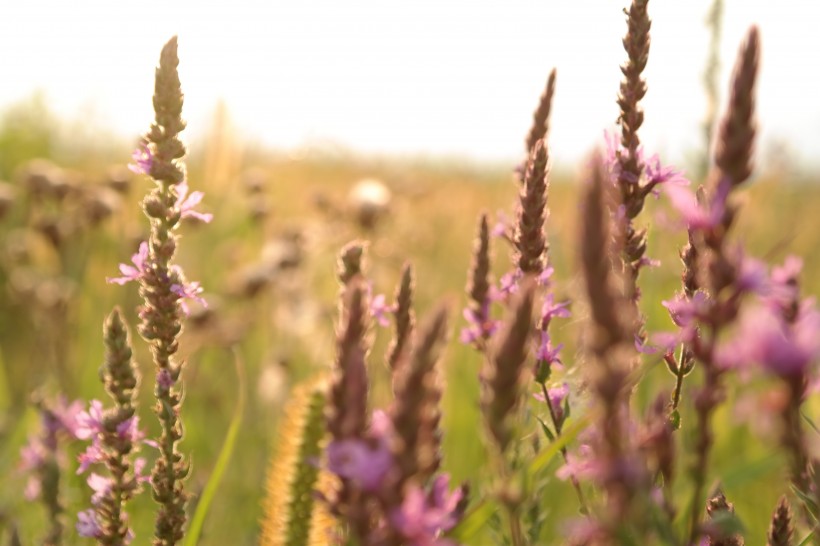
[2,1,819,169]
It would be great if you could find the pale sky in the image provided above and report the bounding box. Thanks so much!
[1,1,819,167]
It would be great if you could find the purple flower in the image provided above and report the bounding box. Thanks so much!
[459,306,499,346]
[75,400,105,441]
[176,181,213,223]
[170,280,206,315]
[128,143,153,175]
[490,269,522,302]
[534,331,564,369]
[643,153,689,193]
[540,293,570,324]
[634,335,659,355]
[534,383,570,423]
[19,440,46,472]
[77,509,103,538]
[663,177,730,231]
[134,457,151,485]
[556,443,605,482]
[389,475,464,546]
[87,473,113,505]
[370,293,396,328]
[77,441,105,474]
[327,410,393,492]
[157,369,175,390]
[662,291,709,329]
[492,210,512,238]
[722,303,820,377]
[536,266,555,287]
[107,242,149,285]
[116,416,146,443]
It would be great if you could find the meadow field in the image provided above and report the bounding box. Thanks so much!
[3,5,820,546]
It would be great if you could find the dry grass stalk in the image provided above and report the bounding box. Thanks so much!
[387,262,416,379]
[525,68,557,154]
[481,280,535,454]
[389,305,449,491]
[515,140,549,275]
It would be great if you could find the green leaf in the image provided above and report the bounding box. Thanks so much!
[797,530,816,546]
[183,349,246,546]
[528,413,590,477]
[447,500,497,542]
[535,415,555,442]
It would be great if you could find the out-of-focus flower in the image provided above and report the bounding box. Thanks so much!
[540,293,570,324]
[720,303,820,377]
[327,411,393,493]
[492,210,512,238]
[176,181,213,223]
[107,242,150,285]
[664,177,731,230]
[459,306,499,346]
[77,441,105,475]
[534,383,570,423]
[87,473,113,505]
[370,294,396,328]
[643,153,690,193]
[170,281,206,315]
[77,509,103,538]
[534,331,564,369]
[75,400,105,441]
[389,475,464,546]
[490,270,522,302]
[128,144,153,176]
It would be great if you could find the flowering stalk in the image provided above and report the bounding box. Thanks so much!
[767,496,794,546]
[525,68,557,156]
[615,0,652,309]
[678,27,759,543]
[20,397,82,546]
[75,308,148,544]
[386,262,416,384]
[109,36,211,546]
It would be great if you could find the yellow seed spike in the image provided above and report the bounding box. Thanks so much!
[260,376,337,546]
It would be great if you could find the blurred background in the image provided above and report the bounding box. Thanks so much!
[1,1,819,545]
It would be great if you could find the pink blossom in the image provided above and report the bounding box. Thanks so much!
[77,441,105,474]
[389,475,464,546]
[116,416,145,443]
[128,144,153,175]
[75,400,105,440]
[134,457,151,485]
[534,383,570,423]
[327,411,393,492]
[662,291,709,329]
[76,509,103,538]
[20,440,46,472]
[643,153,690,193]
[536,266,555,287]
[170,281,206,315]
[107,242,149,285]
[87,473,113,505]
[490,269,522,302]
[534,331,564,369]
[459,306,499,346]
[176,181,213,223]
[540,293,570,324]
[492,210,512,238]
[663,177,730,231]
[370,294,396,328]
[722,303,820,377]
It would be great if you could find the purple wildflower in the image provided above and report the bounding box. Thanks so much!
[370,293,396,328]
[134,457,151,485]
[327,410,393,493]
[87,473,113,505]
[537,265,555,287]
[75,400,105,441]
[170,280,206,315]
[107,242,149,285]
[176,181,213,223]
[77,441,105,474]
[128,143,153,175]
[19,440,46,472]
[459,306,499,346]
[115,416,145,443]
[643,153,690,193]
[492,210,512,239]
[534,331,564,369]
[157,369,175,390]
[664,177,731,230]
[77,509,103,538]
[534,383,570,423]
[721,303,820,377]
[540,293,570,324]
[389,475,464,546]
[490,269,522,302]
